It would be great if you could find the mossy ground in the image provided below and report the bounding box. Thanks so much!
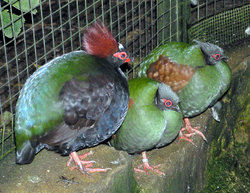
[202,142,249,193]
[201,49,250,193]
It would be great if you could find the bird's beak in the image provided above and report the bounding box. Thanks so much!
[222,55,228,61]
[175,105,181,113]
[126,57,134,65]
[125,58,131,63]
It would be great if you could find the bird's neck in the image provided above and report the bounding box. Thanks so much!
[105,55,123,68]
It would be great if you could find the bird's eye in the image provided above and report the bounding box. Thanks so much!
[163,99,173,107]
[120,53,126,59]
[114,52,127,60]
[211,54,221,60]
[113,51,131,63]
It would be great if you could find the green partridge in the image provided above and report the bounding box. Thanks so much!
[138,40,231,143]
[111,78,183,175]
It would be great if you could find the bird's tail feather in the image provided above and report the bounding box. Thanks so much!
[16,141,36,164]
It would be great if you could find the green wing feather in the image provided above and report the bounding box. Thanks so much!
[138,42,205,77]
[15,51,104,150]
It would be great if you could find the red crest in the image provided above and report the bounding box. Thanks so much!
[83,21,118,58]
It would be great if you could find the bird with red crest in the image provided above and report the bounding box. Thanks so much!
[15,21,132,175]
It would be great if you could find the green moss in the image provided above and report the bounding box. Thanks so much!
[220,137,226,150]
[201,66,250,193]
[107,167,140,193]
[201,142,249,193]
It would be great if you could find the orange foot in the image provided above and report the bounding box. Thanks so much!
[179,118,207,145]
[67,151,111,175]
[134,151,165,178]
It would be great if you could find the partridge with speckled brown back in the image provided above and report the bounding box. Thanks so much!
[147,55,195,92]
[138,40,231,145]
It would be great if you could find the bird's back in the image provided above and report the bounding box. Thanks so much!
[138,41,231,118]
[15,50,129,157]
[138,42,205,77]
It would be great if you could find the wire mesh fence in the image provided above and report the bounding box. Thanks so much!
[188,0,250,45]
[0,0,184,160]
[189,0,250,25]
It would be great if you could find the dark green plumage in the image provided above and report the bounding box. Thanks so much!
[15,51,96,147]
[15,22,131,167]
[138,40,232,119]
[112,78,183,154]
[15,50,129,164]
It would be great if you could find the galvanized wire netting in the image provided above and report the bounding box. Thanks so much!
[0,0,184,160]
[188,0,250,45]
[189,0,250,25]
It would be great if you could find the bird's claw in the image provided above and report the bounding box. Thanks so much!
[67,151,111,176]
[178,118,207,145]
[86,167,112,173]
[178,134,197,147]
[78,150,94,160]
[134,163,165,176]
[134,152,165,177]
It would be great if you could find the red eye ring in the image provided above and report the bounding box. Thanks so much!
[163,99,172,107]
[113,52,127,60]
[211,54,221,60]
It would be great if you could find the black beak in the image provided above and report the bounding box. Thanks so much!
[128,57,134,65]
[222,55,228,61]
[120,57,133,72]
[176,105,181,113]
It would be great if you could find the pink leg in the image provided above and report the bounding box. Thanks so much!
[134,151,165,176]
[178,118,207,145]
[67,151,111,175]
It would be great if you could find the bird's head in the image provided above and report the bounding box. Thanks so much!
[194,39,228,65]
[154,83,180,112]
[83,21,132,67]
